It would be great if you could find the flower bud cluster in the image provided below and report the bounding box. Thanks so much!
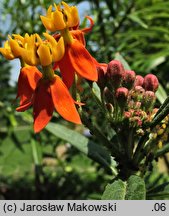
[98,59,159,129]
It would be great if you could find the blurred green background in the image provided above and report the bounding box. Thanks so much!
[0,0,169,199]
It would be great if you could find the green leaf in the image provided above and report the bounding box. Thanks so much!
[0,137,33,176]
[102,175,146,200]
[128,14,148,29]
[46,123,117,174]
[102,180,126,200]
[156,84,167,104]
[147,182,169,199]
[92,82,101,101]
[125,175,146,200]
[146,56,166,71]
[114,53,131,70]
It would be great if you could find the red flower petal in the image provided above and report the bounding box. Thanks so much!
[58,55,75,88]
[50,75,81,124]
[53,62,59,70]
[91,57,107,72]
[82,16,94,34]
[17,66,42,105]
[68,40,98,81]
[33,80,54,133]
[58,39,98,87]
[16,101,32,112]
[71,30,86,46]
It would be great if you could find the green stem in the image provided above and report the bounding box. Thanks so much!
[155,143,169,158]
[42,64,54,81]
[31,139,40,166]
[127,128,134,160]
[31,138,43,199]
[71,76,77,101]
[133,132,149,166]
[19,58,27,67]
[81,113,120,158]
[88,83,107,114]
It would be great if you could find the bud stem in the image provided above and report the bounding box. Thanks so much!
[42,64,54,81]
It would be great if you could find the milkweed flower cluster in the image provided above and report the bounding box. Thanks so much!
[99,59,159,127]
[0,1,99,133]
[97,59,169,150]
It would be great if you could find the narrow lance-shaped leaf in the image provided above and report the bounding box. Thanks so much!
[46,123,117,173]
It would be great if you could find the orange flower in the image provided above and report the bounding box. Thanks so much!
[57,38,98,88]
[41,3,98,88]
[55,17,98,88]
[16,66,81,133]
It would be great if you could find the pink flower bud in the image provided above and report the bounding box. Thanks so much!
[134,75,144,87]
[106,60,125,89]
[143,74,159,92]
[115,87,129,107]
[134,86,145,94]
[106,103,114,113]
[142,90,156,111]
[97,65,107,89]
[131,86,145,101]
[123,70,136,89]
[124,111,132,118]
[103,87,114,104]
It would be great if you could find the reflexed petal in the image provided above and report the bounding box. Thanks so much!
[92,57,107,73]
[33,81,54,133]
[50,75,81,124]
[17,66,42,105]
[82,16,94,33]
[71,30,86,46]
[58,52,75,88]
[16,101,32,112]
[62,39,98,82]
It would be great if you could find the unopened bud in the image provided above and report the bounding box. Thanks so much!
[123,70,136,89]
[143,74,159,92]
[106,103,114,113]
[135,101,142,109]
[106,60,125,89]
[124,111,132,118]
[97,65,107,89]
[115,87,129,108]
[142,91,156,111]
[131,86,145,101]
[103,87,114,103]
[134,75,144,87]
